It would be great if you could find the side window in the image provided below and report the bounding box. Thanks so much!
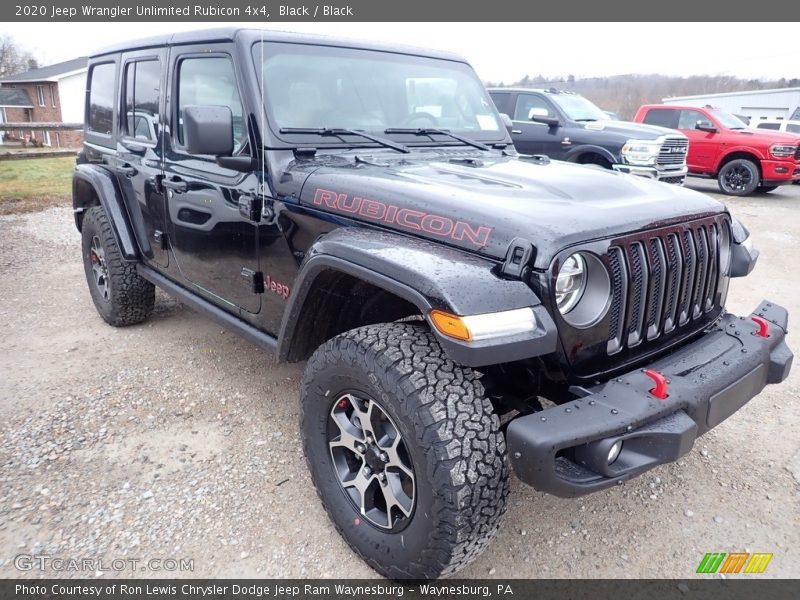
[87,62,116,136]
[786,124,800,134]
[488,92,509,114]
[513,94,553,121]
[176,56,244,153]
[678,110,712,130]
[641,108,678,129]
[123,59,161,142]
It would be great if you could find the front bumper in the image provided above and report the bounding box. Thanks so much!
[760,159,800,184]
[507,300,792,497]
[613,163,688,184]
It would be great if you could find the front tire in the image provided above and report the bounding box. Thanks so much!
[81,205,154,326]
[717,158,760,196]
[300,323,508,579]
[756,185,778,193]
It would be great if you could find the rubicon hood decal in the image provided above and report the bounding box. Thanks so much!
[312,188,493,248]
[294,154,726,268]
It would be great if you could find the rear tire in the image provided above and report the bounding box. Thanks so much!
[717,158,760,196]
[300,322,508,579]
[81,205,154,326]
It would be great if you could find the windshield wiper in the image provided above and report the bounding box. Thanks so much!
[384,128,490,151]
[279,127,410,153]
[574,118,598,122]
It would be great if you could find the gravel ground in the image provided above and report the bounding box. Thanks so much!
[0,179,798,579]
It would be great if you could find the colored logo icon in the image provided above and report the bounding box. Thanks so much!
[696,552,773,574]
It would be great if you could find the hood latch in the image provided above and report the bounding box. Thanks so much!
[501,237,536,279]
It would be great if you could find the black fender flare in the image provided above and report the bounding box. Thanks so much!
[277,228,557,367]
[73,163,140,261]
[563,144,618,167]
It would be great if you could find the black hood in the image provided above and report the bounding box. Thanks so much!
[292,151,724,269]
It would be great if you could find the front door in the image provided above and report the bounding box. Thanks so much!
[114,49,169,268]
[163,44,261,314]
[677,109,722,173]
[511,93,565,158]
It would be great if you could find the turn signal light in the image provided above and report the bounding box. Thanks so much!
[430,310,472,341]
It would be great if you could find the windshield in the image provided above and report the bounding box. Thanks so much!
[549,94,609,122]
[252,42,502,144]
[711,109,748,130]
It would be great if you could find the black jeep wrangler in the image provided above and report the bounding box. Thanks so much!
[73,29,792,579]
[488,87,689,184]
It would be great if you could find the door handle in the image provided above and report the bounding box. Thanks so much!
[117,164,137,177]
[162,177,187,193]
[511,129,522,134]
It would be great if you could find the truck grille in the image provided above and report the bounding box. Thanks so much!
[606,215,729,355]
[656,137,689,167]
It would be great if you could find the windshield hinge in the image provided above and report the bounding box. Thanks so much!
[501,237,536,279]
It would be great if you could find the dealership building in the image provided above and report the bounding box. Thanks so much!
[663,87,800,124]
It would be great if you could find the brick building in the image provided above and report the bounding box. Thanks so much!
[0,57,87,148]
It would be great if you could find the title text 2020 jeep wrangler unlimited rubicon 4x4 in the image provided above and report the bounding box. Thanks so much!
[73,29,792,579]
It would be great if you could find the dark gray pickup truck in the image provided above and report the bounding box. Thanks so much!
[489,87,689,184]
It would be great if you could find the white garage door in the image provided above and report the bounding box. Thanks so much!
[744,106,789,122]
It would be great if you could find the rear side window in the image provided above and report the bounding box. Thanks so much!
[176,56,244,153]
[123,60,161,142]
[87,63,115,135]
[756,123,780,130]
[641,108,678,129]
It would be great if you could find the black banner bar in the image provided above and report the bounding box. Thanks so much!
[3,0,800,22]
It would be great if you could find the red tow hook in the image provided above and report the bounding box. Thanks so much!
[751,315,770,338]
[643,369,669,400]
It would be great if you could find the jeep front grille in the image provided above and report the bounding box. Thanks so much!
[656,137,689,167]
[606,216,729,355]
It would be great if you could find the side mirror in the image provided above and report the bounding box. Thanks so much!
[183,105,234,156]
[499,113,513,134]
[528,107,559,127]
[695,121,718,133]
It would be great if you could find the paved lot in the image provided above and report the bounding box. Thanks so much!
[0,178,798,579]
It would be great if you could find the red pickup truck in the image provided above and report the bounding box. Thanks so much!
[634,104,800,195]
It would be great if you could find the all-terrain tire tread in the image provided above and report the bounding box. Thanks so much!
[82,205,154,326]
[300,322,509,579]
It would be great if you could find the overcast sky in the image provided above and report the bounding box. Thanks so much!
[3,22,798,82]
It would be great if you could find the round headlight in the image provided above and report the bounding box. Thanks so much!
[555,252,612,328]
[555,253,587,314]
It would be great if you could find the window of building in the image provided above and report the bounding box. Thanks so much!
[50,85,56,107]
[36,85,45,107]
[87,63,115,135]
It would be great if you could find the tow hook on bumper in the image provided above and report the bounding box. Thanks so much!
[507,300,793,498]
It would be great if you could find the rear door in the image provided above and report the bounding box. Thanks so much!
[510,92,565,158]
[114,49,169,268]
[163,43,261,314]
